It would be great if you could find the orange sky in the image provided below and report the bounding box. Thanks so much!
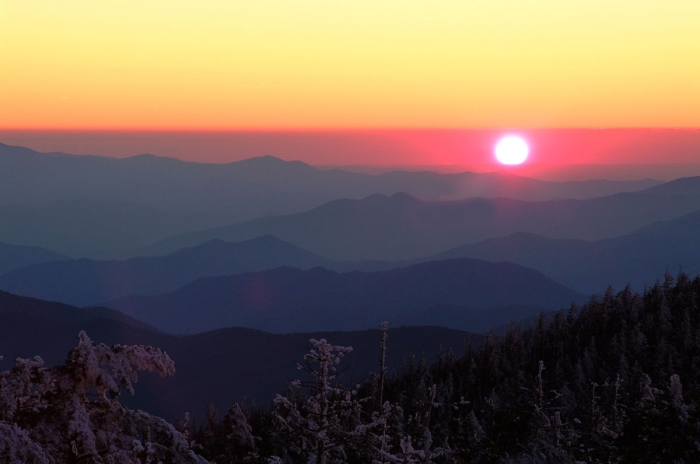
[2,1,700,130]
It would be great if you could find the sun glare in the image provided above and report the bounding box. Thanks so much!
[494,135,529,165]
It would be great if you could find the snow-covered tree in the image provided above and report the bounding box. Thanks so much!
[0,420,52,463]
[273,338,383,463]
[0,332,209,463]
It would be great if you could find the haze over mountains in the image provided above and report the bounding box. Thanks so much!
[0,236,341,307]
[0,242,68,275]
[0,142,665,259]
[145,187,700,261]
[5,205,700,308]
[8,142,700,266]
[2,142,700,324]
[0,143,696,326]
[0,198,217,259]
[432,208,700,294]
[0,142,659,211]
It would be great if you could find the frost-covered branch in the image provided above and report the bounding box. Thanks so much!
[0,331,209,463]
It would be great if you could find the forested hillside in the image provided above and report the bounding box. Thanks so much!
[189,273,700,463]
[5,272,699,462]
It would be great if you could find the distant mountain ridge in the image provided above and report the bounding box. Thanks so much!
[143,188,700,261]
[429,208,700,294]
[3,142,692,260]
[0,198,217,259]
[0,142,661,223]
[641,175,700,196]
[0,236,344,306]
[9,205,700,307]
[105,258,586,334]
[0,242,69,275]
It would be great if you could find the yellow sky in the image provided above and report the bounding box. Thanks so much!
[1,0,699,129]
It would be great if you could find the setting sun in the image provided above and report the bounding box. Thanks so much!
[495,135,529,165]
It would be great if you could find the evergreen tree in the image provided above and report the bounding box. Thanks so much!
[0,332,209,463]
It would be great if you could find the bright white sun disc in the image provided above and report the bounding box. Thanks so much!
[495,136,529,165]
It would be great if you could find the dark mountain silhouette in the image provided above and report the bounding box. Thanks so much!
[0,242,69,275]
[0,236,347,307]
[0,142,660,224]
[0,198,218,259]
[430,209,700,294]
[0,290,156,336]
[0,290,482,420]
[105,258,585,334]
[143,189,700,261]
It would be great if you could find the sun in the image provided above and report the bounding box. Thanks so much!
[494,135,529,165]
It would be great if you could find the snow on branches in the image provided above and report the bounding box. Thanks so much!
[0,331,209,464]
[274,338,359,463]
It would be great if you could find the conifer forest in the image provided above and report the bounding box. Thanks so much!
[3,272,700,463]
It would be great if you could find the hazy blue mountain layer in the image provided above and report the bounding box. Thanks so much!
[143,186,700,260]
[105,258,585,334]
[0,198,218,259]
[10,204,699,308]
[642,175,700,195]
[0,290,482,420]
[0,142,660,223]
[430,208,700,294]
[6,192,700,308]
[0,236,343,306]
[0,242,69,275]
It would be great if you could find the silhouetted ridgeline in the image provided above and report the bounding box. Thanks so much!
[105,258,585,334]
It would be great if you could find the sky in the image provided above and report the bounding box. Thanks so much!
[1,1,699,170]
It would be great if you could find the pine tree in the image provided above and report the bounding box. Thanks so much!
[273,338,369,463]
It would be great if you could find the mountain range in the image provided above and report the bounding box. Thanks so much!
[6,140,700,439]
[433,208,700,294]
[0,290,482,420]
[0,198,219,259]
[0,242,69,275]
[104,258,585,334]
[6,202,700,307]
[143,184,700,260]
[5,143,700,262]
[0,141,660,221]
[0,236,345,307]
